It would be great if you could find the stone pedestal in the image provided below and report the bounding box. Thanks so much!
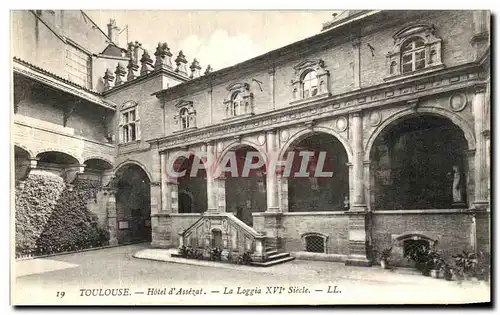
[345,211,372,266]
[262,212,283,250]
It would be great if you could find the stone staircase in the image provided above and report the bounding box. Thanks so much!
[250,243,295,267]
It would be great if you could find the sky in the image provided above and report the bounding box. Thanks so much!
[85,10,340,71]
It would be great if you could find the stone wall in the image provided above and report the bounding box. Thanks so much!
[280,213,349,256]
[371,211,474,266]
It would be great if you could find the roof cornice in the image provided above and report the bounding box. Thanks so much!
[152,10,382,101]
[12,57,116,110]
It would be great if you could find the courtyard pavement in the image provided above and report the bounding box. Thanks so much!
[12,243,491,306]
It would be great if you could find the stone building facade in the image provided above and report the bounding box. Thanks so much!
[12,10,490,266]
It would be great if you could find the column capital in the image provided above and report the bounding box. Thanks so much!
[473,83,488,94]
[351,110,363,118]
[265,127,279,135]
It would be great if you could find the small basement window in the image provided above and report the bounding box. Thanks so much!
[303,233,327,253]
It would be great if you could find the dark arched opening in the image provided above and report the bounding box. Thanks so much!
[224,145,267,226]
[174,154,207,214]
[115,164,151,243]
[370,115,469,210]
[287,133,349,212]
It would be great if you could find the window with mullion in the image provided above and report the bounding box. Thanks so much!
[401,38,426,74]
[121,109,138,143]
[301,70,318,99]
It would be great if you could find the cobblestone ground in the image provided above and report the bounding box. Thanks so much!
[13,244,490,305]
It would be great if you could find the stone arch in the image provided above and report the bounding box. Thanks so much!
[364,107,475,161]
[395,232,438,243]
[114,160,153,183]
[218,141,268,226]
[35,148,83,165]
[114,160,152,244]
[13,143,34,159]
[216,139,267,167]
[279,126,353,164]
[83,156,114,169]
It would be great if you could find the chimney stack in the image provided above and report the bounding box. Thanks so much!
[107,19,121,45]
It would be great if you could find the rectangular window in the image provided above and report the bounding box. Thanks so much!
[65,44,92,89]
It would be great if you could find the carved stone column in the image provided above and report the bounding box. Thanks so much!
[104,188,118,246]
[279,174,288,213]
[346,111,371,266]
[150,148,162,217]
[160,151,172,212]
[215,173,226,213]
[206,142,218,213]
[266,129,280,213]
[351,111,366,210]
[472,84,489,209]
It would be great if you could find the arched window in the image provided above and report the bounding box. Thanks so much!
[174,100,196,131]
[301,70,318,98]
[401,37,425,74]
[231,92,243,117]
[180,108,190,129]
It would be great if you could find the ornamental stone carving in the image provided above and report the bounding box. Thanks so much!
[291,59,331,100]
[449,93,468,112]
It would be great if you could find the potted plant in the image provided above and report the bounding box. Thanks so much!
[379,247,392,269]
[405,241,438,276]
[440,260,454,281]
[453,250,478,281]
[428,247,442,278]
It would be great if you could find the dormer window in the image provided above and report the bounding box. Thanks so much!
[302,70,318,98]
[385,24,444,80]
[180,108,190,129]
[401,37,425,73]
[223,83,254,119]
[291,59,330,102]
[174,100,196,131]
[231,92,243,116]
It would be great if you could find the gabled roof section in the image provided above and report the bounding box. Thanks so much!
[101,43,128,57]
[13,57,115,110]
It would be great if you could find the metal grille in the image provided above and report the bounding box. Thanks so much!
[403,239,429,257]
[305,235,325,253]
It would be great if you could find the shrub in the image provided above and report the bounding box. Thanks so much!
[15,175,109,257]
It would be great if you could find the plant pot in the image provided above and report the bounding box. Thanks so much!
[443,270,453,281]
[380,259,388,269]
[430,269,440,278]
